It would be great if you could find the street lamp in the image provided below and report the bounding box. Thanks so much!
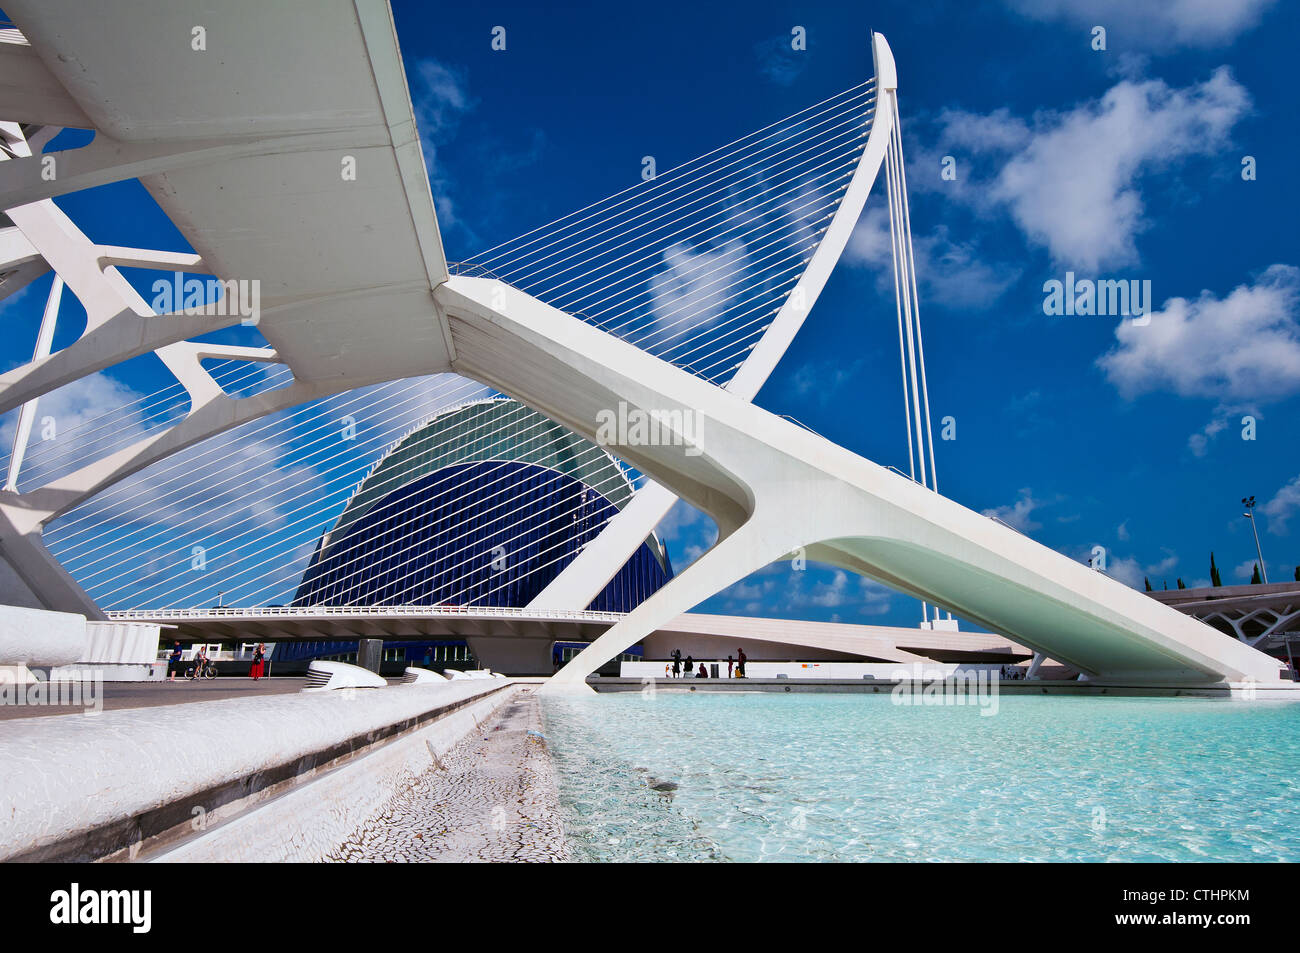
[1242,496,1269,584]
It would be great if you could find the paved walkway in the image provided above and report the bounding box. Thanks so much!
[0,677,305,721]
[327,687,568,862]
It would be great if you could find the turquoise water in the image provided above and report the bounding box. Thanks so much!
[540,692,1300,862]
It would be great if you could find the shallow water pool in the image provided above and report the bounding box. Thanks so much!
[541,692,1300,862]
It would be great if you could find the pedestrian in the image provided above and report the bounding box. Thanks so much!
[423,645,433,667]
[727,654,734,678]
[736,646,747,678]
[249,642,266,680]
[671,648,682,677]
[166,641,183,682]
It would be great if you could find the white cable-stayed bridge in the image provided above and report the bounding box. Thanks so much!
[0,2,1285,691]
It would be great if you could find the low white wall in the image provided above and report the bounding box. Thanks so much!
[155,684,518,862]
[47,621,164,681]
[49,662,161,682]
[0,608,159,675]
[621,660,1007,680]
[0,678,511,862]
[0,603,87,666]
[81,621,161,664]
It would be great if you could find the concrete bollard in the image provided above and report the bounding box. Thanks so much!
[357,638,384,674]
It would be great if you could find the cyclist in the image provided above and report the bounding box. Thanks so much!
[190,645,209,680]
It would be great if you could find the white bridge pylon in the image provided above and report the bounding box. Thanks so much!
[526,38,892,613]
[0,5,1282,687]
[436,34,1279,690]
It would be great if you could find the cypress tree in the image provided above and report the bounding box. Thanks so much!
[1144,577,1152,592]
[1177,578,1186,589]
[1251,563,1262,585]
[1210,552,1222,587]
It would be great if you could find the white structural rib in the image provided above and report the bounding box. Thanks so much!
[528,36,898,611]
[0,0,454,616]
[4,274,61,492]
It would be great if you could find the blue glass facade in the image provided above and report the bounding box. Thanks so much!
[294,459,672,609]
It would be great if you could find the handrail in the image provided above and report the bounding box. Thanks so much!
[446,260,503,280]
[778,413,826,439]
[987,515,1027,536]
[108,604,629,623]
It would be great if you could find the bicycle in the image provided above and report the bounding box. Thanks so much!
[186,657,218,680]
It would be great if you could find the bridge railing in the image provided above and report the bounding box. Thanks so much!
[108,604,629,623]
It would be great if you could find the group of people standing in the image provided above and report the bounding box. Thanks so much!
[163,641,267,681]
[667,647,746,679]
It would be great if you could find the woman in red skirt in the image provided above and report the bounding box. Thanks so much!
[249,642,266,680]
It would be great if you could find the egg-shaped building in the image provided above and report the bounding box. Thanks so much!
[293,397,673,611]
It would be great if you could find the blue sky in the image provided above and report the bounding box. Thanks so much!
[387,0,1300,624]
[3,0,1298,626]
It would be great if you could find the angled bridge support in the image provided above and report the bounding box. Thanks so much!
[436,275,1285,691]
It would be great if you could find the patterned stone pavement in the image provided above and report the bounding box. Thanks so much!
[327,688,569,862]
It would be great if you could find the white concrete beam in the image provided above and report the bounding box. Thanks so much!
[437,275,1285,690]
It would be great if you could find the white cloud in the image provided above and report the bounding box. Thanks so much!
[754,32,808,87]
[990,69,1248,269]
[655,498,703,539]
[1088,548,1178,589]
[0,371,154,486]
[1187,404,1264,457]
[41,373,480,608]
[920,69,1249,271]
[1099,264,1300,403]
[679,542,708,567]
[715,563,893,618]
[805,569,854,608]
[414,59,471,135]
[850,71,1250,292]
[778,568,893,616]
[846,206,1021,308]
[1263,475,1300,535]
[644,239,750,352]
[935,107,1032,155]
[411,58,475,234]
[982,487,1044,533]
[55,411,326,541]
[1105,554,1145,588]
[1003,0,1276,49]
[787,357,864,407]
[855,576,894,616]
[1148,551,1179,576]
[1187,413,1232,457]
[655,498,718,570]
